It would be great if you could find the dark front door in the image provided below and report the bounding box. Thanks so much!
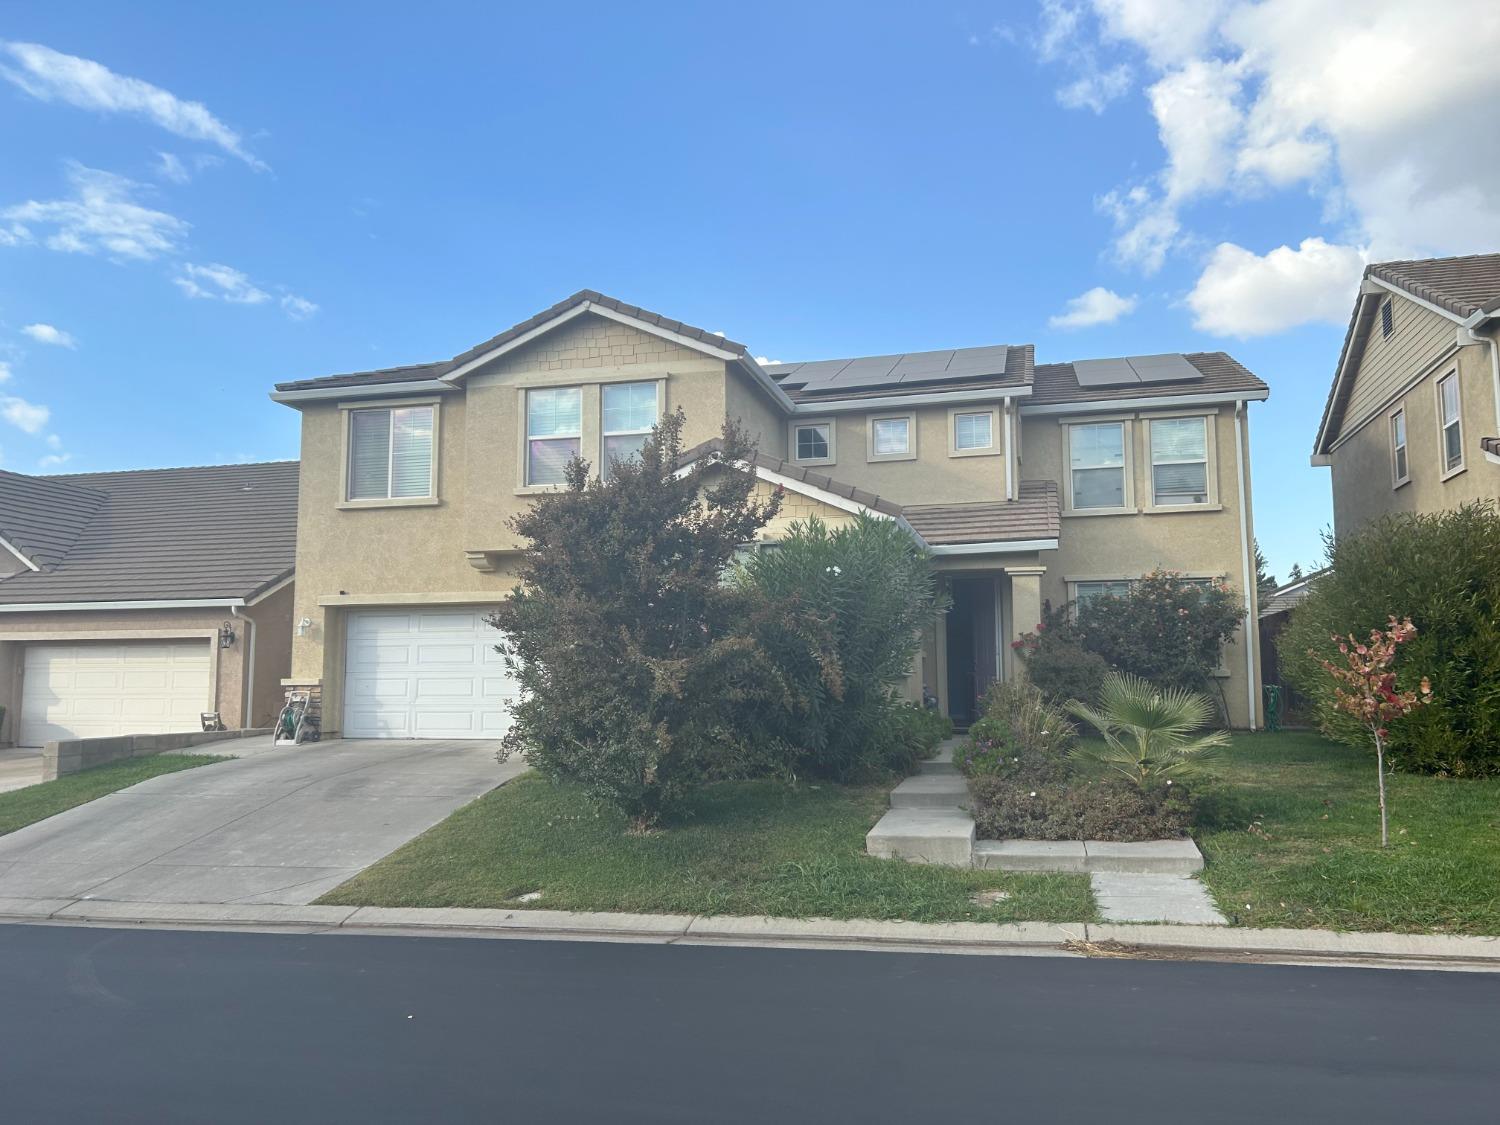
[946,577,997,727]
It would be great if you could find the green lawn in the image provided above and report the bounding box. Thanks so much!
[319,774,1095,924]
[0,754,226,837]
[1195,732,1500,935]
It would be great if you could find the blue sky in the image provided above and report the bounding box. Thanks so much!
[2,2,1498,581]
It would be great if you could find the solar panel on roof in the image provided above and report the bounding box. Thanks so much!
[1128,354,1202,383]
[1073,358,1140,387]
[941,345,1011,378]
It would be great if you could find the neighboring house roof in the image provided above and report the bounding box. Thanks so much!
[0,461,299,606]
[0,470,106,570]
[1315,254,1500,455]
[1483,436,1500,458]
[1258,568,1327,619]
[678,440,1060,549]
[765,344,1034,403]
[1030,352,1266,407]
[274,289,749,394]
[1366,253,1500,320]
[903,481,1060,546]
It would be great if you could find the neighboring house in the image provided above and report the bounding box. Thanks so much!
[1313,253,1500,534]
[272,290,1268,736]
[1257,568,1326,703]
[0,463,298,746]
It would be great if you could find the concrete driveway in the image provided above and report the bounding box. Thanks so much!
[0,737,523,906]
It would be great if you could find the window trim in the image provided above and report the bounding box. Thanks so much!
[1435,370,1465,479]
[866,412,916,462]
[600,379,664,477]
[1145,413,1217,512]
[947,405,1001,458]
[789,418,836,466]
[337,398,441,510]
[1389,405,1410,488]
[1063,417,1134,516]
[521,384,585,490]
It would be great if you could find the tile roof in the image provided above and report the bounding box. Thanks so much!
[1258,569,1328,619]
[1030,352,1266,406]
[0,461,298,605]
[1367,253,1500,319]
[1483,436,1500,458]
[0,470,106,569]
[275,290,746,393]
[902,481,1060,545]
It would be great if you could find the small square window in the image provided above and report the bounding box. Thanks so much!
[953,412,993,451]
[347,405,435,501]
[868,415,913,459]
[1380,299,1394,338]
[794,423,832,462]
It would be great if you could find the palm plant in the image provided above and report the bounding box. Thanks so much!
[1066,672,1228,789]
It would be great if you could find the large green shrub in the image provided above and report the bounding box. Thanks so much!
[1012,607,1110,706]
[491,411,786,827]
[733,513,947,779]
[1280,502,1500,776]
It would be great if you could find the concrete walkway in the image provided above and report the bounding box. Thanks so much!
[0,738,522,905]
[1092,872,1227,925]
[0,747,44,794]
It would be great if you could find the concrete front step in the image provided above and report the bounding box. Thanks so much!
[866,808,975,868]
[889,773,969,809]
[917,758,959,777]
[973,838,1203,874]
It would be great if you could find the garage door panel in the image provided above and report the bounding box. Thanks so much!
[343,608,515,740]
[20,641,212,747]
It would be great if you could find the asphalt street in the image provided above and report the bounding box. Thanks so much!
[0,923,1493,1123]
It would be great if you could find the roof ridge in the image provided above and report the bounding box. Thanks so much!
[45,459,300,480]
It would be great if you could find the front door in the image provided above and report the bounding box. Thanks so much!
[945,577,999,727]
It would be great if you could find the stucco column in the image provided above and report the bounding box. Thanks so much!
[1004,566,1046,679]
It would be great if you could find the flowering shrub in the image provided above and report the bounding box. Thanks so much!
[1316,616,1432,846]
[1011,608,1110,705]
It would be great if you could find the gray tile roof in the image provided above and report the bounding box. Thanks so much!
[1483,436,1500,458]
[1259,569,1328,619]
[1030,352,1266,406]
[1367,253,1500,319]
[0,470,105,569]
[275,290,747,393]
[902,481,1060,545]
[0,461,298,605]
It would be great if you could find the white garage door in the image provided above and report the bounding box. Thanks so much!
[20,641,213,746]
[343,607,518,739]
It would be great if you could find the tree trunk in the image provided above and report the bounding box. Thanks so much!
[1374,728,1388,848]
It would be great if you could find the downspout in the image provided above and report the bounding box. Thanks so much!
[1233,402,1258,730]
[1003,396,1014,500]
[231,605,256,729]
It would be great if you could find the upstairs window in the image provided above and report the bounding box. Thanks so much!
[1149,417,1210,506]
[1390,408,1409,485]
[953,411,993,451]
[602,382,659,476]
[526,387,582,486]
[347,405,435,501]
[1069,421,1127,510]
[793,421,834,464]
[1380,299,1394,338]
[1437,372,1463,473]
[868,414,914,460]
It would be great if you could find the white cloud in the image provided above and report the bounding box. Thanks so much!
[1049,286,1139,329]
[155,151,189,184]
[1032,0,1500,324]
[1035,1,1134,113]
[2,163,188,260]
[174,262,270,304]
[0,360,10,384]
[44,433,61,450]
[21,322,76,348]
[38,451,70,468]
[280,294,318,320]
[1057,63,1133,113]
[0,41,267,170]
[1,395,50,434]
[753,355,784,367]
[1186,238,1368,337]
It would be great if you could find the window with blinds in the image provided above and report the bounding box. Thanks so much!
[1149,417,1209,506]
[527,386,582,486]
[601,382,658,477]
[1069,421,1126,509]
[347,405,435,501]
[953,411,992,451]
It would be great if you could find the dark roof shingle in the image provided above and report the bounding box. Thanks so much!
[903,481,1060,545]
[1367,254,1500,319]
[0,461,298,605]
[0,471,106,569]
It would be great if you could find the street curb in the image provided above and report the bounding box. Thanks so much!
[1,897,1496,966]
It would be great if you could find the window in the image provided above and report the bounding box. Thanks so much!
[347,405,435,501]
[868,414,914,460]
[526,386,582,486]
[1074,579,1134,607]
[1437,372,1463,473]
[793,421,834,463]
[953,412,993,451]
[1069,422,1127,510]
[1149,416,1209,506]
[1380,299,1394,338]
[602,382,659,476]
[1390,408,1409,485]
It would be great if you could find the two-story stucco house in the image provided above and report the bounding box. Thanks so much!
[1313,254,1500,534]
[271,291,1268,738]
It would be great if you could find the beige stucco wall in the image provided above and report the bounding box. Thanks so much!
[0,606,265,744]
[244,581,295,726]
[1018,404,1261,727]
[1330,335,1499,535]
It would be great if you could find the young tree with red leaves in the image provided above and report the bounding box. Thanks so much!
[1315,616,1432,847]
